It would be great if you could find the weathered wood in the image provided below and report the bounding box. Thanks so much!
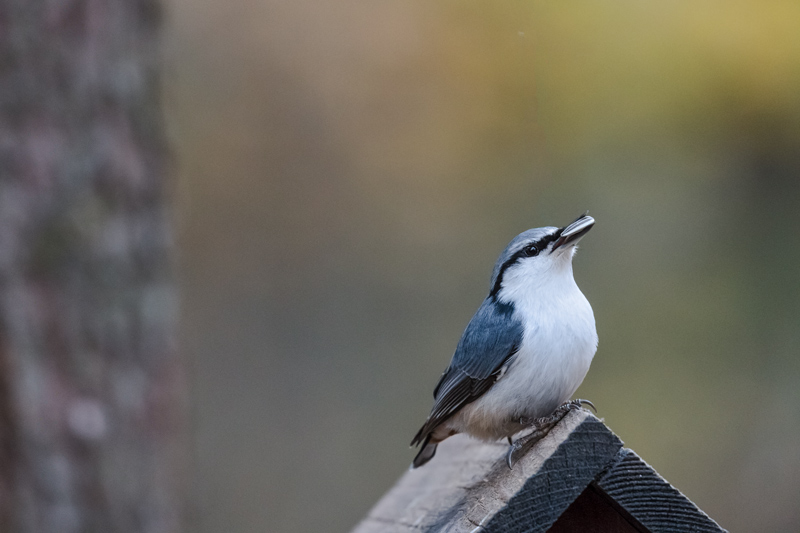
[595,449,724,533]
[353,411,727,533]
[353,410,606,532]
[480,414,621,532]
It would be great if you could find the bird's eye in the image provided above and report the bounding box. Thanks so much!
[523,244,539,257]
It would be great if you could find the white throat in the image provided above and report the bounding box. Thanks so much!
[495,249,598,416]
[496,248,580,306]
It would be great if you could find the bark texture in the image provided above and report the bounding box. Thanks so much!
[0,1,184,532]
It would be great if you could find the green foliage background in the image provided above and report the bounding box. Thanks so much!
[165,2,800,531]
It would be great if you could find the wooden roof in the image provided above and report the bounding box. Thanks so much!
[353,410,726,533]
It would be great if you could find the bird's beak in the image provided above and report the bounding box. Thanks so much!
[552,213,595,251]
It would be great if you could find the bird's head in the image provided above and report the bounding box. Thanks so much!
[489,213,595,301]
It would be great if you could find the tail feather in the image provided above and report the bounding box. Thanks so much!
[411,436,438,469]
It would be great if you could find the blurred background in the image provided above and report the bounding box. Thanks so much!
[163,1,800,532]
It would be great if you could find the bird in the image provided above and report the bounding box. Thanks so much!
[410,213,598,469]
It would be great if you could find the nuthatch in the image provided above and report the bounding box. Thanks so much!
[411,214,598,468]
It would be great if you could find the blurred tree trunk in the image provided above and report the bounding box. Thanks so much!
[0,1,185,532]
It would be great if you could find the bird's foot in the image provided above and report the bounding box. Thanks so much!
[530,398,596,427]
[517,399,594,430]
[505,427,548,469]
[506,399,597,469]
[562,398,596,414]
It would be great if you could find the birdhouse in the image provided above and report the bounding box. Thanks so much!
[353,410,726,532]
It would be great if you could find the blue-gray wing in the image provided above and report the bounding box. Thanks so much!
[411,299,523,446]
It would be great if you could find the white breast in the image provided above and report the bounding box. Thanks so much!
[445,258,598,441]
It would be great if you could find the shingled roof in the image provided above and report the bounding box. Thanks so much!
[353,410,726,533]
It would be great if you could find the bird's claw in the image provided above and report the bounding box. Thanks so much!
[570,398,596,413]
[517,399,595,430]
[547,398,596,422]
[506,399,597,469]
[539,398,597,426]
[505,428,548,469]
[506,441,520,469]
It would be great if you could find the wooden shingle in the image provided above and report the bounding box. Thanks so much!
[353,410,726,532]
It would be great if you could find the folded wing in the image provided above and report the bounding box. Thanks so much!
[411,299,523,446]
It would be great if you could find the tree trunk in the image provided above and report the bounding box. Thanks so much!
[0,1,185,532]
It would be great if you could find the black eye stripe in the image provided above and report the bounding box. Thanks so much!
[489,231,562,298]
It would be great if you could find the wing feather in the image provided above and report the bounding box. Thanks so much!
[411,299,522,446]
